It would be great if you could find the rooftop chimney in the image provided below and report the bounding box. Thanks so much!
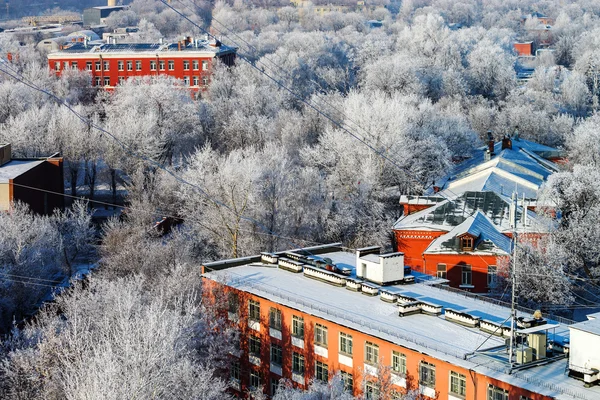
[485,130,495,161]
[0,143,12,166]
[501,134,512,150]
[108,0,117,6]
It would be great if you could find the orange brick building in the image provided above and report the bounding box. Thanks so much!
[202,244,588,400]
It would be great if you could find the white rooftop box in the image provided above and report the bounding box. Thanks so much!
[356,248,404,285]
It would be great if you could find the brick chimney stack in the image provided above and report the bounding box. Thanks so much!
[501,134,512,150]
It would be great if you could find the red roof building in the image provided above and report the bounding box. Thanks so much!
[393,135,563,292]
[47,38,236,91]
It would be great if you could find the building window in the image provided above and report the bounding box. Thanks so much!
[249,299,260,321]
[488,265,497,287]
[462,265,472,286]
[193,76,199,86]
[159,60,165,70]
[168,60,174,70]
[118,76,124,84]
[126,60,132,71]
[95,61,101,70]
[340,371,353,392]
[365,341,379,365]
[150,60,157,71]
[94,76,101,86]
[250,371,261,389]
[339,332,353,356]
[461,236,474,251]
[202,60,208,70]
[63,61,69,69]
[392,351,406,375]
[183,76,190,85]
[202,76,208,86]
[519,397,533,400]
[437,264,447,279]
[86,61,92,70]
[193,60,199,70]
[270,308,282,330]
[315,324,327,347]
[104,77,110,86]
[487,385,508,400]
[450,371,466,397]
[270,343,282,365]
[419,361,436,388]
[118,60,124,71]
[228,292,238,314]
[292,352,304,374]
[54,62,60,71]
[249,335,261,357]
[315,361,328,382]
[183,60,190,70]
[71,61,78,69]
[136,60,142,71]
[292,315,304,338]
[230,361,240,382]
[103,61,109,71]
[365,382,380,400]
[271,378,279,396]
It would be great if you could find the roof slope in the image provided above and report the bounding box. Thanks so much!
[428,137,561,200]
[393,191,541,234]
[424,211,513,255]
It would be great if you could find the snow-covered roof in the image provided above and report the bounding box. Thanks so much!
[202,248,597,400]
[393,191,541,234]
[428,137,562,199]
[50,41,236,57]
[424,211,513,255]
[0,159,45,183]
[569,316,600,336]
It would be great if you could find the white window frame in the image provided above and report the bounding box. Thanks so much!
[292,315,304,338]
[419,361,436,388]
[270,307,282,330]
[437,263,447,279]
[462,265,472,286]
[315,323,328,347]
[292,352,304,374]
[392,351,406,375]
[450,371,466,397]
[339,332,353,356]
[365,341,379,365]
[249,299,260,322]
[315,360,328,382]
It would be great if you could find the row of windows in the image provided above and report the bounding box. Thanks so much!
[54,59,209,72]
[436,263,497,286]
[234,361,504,400]
[92,75,208,87]
[235,296,523,399]
[233,360,349,394]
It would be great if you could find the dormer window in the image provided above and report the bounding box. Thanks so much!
[460,236,474,251]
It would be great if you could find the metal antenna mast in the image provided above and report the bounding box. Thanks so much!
[508,191,519,372]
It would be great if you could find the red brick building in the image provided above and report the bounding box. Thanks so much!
[47,38,236,91]
[0,143,64,215]
[393,136,563,292]
[202,243,589,400]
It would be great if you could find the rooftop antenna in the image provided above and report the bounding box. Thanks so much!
[508,191,519,373]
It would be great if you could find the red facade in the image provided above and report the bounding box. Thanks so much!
[48,43,236,92]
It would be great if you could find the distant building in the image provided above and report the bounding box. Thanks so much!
[83,5,127,27]
[514,41,533,56]
[0,143,64,215]
[393,135,564,292]
[47,38,236,92]
[202,242,594,399]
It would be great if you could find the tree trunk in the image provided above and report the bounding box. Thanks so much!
[111,168,117,208]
